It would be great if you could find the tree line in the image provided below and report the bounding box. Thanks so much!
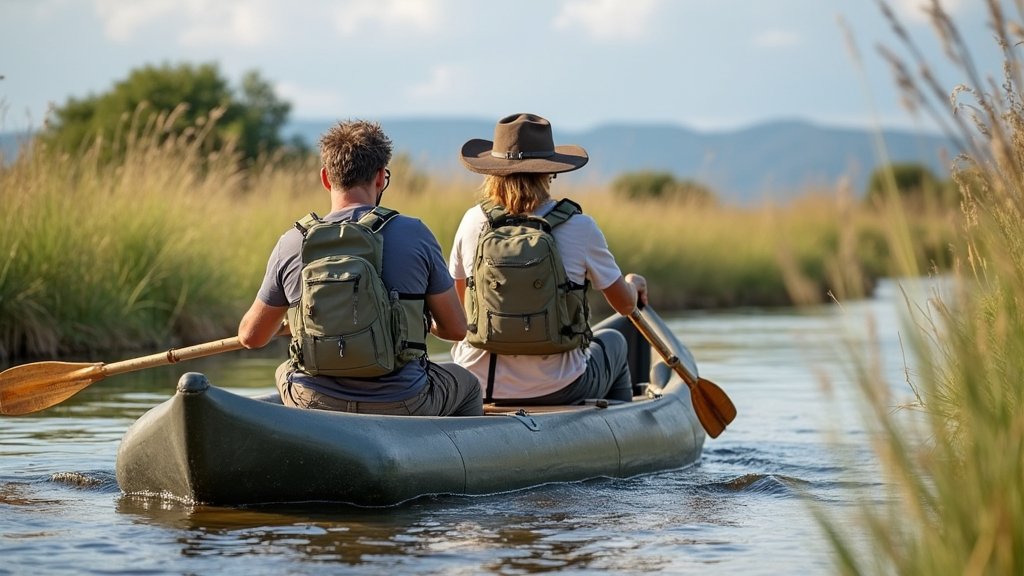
[35,61,949,204]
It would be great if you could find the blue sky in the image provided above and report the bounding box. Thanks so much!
[0,0,998,133]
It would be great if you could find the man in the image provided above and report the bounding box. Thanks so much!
[238,119,482,416]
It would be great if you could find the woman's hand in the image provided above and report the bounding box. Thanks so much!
[625,273,649,308]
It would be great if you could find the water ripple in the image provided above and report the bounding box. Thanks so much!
[48,471,119,492]
[709,473,812,497]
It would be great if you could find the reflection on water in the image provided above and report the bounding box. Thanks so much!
[1,482,64,507]
[113,478,754,573]
[0,278,946,574]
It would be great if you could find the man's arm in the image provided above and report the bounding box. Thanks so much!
[426,287,468,341]
[238,298,290,348]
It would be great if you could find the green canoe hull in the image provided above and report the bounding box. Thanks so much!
[115,315,706,506]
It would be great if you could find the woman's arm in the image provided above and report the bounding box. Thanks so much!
[601,273,649,316]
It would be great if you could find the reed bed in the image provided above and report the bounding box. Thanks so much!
[0,114,957,361]
[818,1,1024,574]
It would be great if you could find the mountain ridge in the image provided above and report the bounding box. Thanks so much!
[287,117,956,203]
[1,118,956,204]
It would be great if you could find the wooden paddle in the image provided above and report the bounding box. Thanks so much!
[629,307,737,438]
[0,336,249,416]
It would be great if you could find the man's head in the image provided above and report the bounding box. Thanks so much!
[319,120,393,190]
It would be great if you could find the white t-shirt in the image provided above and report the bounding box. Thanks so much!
[448,198,624,399]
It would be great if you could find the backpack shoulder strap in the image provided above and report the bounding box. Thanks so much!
[293,212,322,237]
[543,198,581,229]
[479,199,509,227]
[356,206,401,233]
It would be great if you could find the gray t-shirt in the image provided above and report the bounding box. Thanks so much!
[258,204,453,401]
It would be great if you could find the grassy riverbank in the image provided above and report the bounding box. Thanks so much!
[0,121,959,361]
[819,3,1024,574]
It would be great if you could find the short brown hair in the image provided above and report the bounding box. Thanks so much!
[319,120,393,189]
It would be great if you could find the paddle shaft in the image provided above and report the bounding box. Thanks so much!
[628,307,736,438]
[103,321,290,378]
[0,331,284,415]
[102,336,246,378]
[628,309,697,389]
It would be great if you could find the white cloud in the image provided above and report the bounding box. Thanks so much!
[753,29,801,49]
[552,0,663,42]
[94,0,177,42]
[178,1,276,48]
[332,0,442,36]
[93,0,276,47]
[891,0,966,23]
[407,64,466,101]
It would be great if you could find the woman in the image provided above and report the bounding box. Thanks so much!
[448,112,648,405]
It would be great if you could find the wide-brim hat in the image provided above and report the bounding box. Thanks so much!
[460,113,588,176]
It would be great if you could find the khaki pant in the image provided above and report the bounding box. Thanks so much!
[276,361,483,416]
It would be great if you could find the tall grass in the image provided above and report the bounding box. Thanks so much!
[0,108,958,362]
[819,1,1024,574]
[0,107,304,359]
[404,180,954,310]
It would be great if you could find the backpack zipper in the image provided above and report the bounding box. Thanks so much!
[352,281,360,325]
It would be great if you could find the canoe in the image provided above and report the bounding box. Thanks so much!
[115,312,706,506]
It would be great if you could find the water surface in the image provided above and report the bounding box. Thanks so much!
[0,278,938,575]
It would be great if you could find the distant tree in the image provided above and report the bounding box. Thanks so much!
[865,162,955,206]
[611,170,716,205]
[671,178,717,206]
[40,63,291,163]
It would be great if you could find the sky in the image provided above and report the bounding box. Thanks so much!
[0,0,1002,134]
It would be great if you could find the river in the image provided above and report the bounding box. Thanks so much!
[0,277,940,575]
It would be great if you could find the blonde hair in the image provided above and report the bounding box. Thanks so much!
[482,173,551,214]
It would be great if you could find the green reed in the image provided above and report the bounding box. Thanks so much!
[817,2,1024,574]
[398,180,953,310]
[0,110,956,361]
[0,107,276,359]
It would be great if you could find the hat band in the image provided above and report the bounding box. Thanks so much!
[490,149,556,160]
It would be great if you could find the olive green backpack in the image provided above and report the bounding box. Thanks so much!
[464,198,591,355]
[287,207,427,377]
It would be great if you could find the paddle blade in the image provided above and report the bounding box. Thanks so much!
[691,377,737,439]
[0,361,104,416]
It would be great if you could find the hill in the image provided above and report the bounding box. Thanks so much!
[2,119,956,204]
[288,117,957,203]
[0,131,28,163]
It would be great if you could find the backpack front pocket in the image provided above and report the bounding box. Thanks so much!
[302,325,394,377]
[485,309,553,345]
[296,256,395,376]
[303,271,364,335]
